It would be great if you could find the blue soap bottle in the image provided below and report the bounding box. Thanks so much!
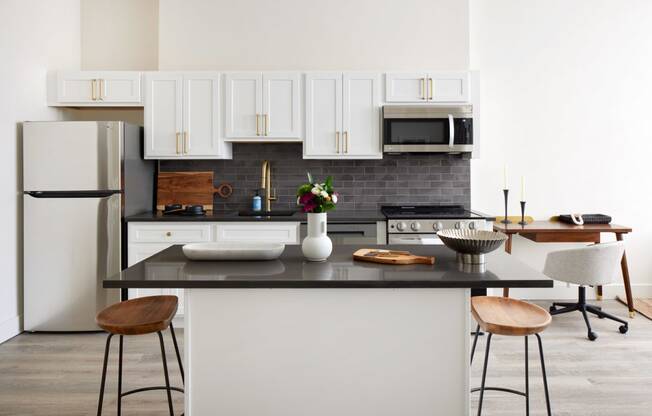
[252,190,262,212]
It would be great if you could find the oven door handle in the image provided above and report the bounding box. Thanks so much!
[448,114,455,148]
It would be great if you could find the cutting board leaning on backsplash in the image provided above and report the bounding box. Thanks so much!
[157,171,232,211]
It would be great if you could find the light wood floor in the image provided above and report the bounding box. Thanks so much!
[0,300,650,416]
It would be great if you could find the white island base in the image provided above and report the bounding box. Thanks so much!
[184,288,471,416]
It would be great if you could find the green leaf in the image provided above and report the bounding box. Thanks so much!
[296,183,312,196]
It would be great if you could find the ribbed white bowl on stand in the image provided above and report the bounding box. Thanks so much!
[437,230,507,264]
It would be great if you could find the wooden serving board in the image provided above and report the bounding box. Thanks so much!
[157,171,232,211]
[353,249,435,265]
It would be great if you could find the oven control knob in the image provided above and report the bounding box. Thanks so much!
[411,222,421,231]
[468,222,476,230]
[455,221,463,229]
[433,221,443,232]
[396,221,407,231]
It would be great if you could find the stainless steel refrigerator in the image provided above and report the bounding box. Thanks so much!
[23,121,154,331]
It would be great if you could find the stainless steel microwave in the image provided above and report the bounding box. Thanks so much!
[382,105,473,153]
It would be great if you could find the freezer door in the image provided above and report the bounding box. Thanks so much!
[24,193,121,331]
[23,121,122,191]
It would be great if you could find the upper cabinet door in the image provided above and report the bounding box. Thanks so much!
[54,71,142,105]
[144,73,183,159]
[225,73,263,138]
[304,73,342,158]
[183,73,222,157]
[428,72,470,102]
[385,72,428,103]
[262,73,301,139]
[56,71,100,103]
[342,73,381,158]
[99,72,142,103]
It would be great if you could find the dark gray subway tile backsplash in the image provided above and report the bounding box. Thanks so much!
[160,144,470,211]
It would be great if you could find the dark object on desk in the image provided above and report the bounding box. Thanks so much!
[558,214,612,225]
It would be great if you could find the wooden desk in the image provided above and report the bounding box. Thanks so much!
[493,221,635,317]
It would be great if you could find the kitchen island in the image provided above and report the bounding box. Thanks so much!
[104,245,551,416]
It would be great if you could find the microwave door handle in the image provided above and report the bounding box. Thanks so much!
[448,114,455,148]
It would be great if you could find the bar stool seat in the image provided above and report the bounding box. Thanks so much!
[96,295,184,416]
[471,296,551,336]
[470,296,552,416]
[96,295,178,335]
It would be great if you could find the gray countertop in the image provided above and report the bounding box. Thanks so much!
[104,245,552,289]
[124,210,385,224]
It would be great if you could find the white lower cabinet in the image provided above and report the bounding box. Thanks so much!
[127,221,301,317]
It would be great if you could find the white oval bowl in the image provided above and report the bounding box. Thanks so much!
[182,242,286,261]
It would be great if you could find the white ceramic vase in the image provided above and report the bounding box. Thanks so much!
[301,212,333,262]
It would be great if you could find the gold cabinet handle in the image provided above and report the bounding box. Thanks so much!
[99,79,105,101]
[344,131,349,153]
[335,131,340,153]
[184,131,189,154]
[91,79,97,101]
[166,231,172,237]
[428,78,433,100]
[264,114,269,136]
[420,78,426,100]
[176,132,181,154]
[255,114,261,136]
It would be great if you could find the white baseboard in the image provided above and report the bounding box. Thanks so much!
[0,315,22,345]
[490,283,652,301]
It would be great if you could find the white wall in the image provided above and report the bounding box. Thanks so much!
[158,0,469,70]
[0,0,81,343]
[470,0,652,298]
[81,0,158,70]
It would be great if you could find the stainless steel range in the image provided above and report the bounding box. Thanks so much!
[381,205,489,245]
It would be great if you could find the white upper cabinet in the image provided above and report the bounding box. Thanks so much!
[144,72,231,160]
[342,73,381,157]
[305,72,381,159]
[385,71,469,103]
[144,73,183,158]
[263,73,301,138]
[51,71,142,106]
[225,73,262,138]
[183,74,224,157]
[225,72,301,141]
[385,73,428,103]
[305,73,342,158]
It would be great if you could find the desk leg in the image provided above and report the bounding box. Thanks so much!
[616,233,636,318]
[503,234,513,298]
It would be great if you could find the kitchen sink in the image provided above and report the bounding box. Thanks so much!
[238,210,297,217]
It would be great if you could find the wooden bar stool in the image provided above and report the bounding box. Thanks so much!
[95,295,184,416]
[470,296,552,416]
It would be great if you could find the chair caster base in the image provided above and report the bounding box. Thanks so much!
[619,324,628,334]
[588,331,598,341]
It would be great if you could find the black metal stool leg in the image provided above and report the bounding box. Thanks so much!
[525,336,529,416]
[535,334,552,416]
[158,331,175,416]
[476,333,492,416]
[170,322,184,385]
[470,325,480,365]
[118,335,123,416]
[97,333,114,416]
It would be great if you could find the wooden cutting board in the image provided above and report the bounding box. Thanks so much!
[157,171,232,211]
[353,248,435,265]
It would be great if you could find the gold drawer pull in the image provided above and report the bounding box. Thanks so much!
[335,131,340,153]
[166,231,172,237]
[91,79,97,101]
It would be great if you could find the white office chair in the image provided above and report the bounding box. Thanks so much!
[543,241,628,341]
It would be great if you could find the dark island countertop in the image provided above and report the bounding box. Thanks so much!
[125,210,385,224]
[104,245,552,289]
